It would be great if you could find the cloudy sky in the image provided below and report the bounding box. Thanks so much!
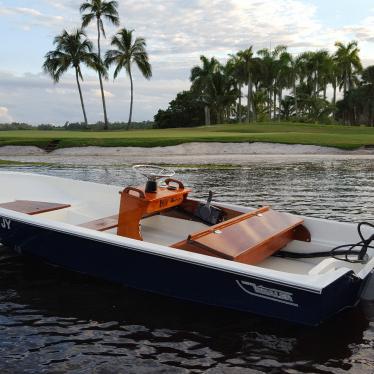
[0,0,374,124]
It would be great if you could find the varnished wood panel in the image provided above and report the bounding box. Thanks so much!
[117,181,191,239]
[0,200,71,215]
[79,214,119,231]
[173,207,311,265]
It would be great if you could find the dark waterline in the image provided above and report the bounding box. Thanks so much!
[0,160,374,373]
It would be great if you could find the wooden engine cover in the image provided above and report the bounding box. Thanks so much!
[173,206,310,265]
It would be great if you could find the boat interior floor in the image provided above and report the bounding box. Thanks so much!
[0,199,365,276]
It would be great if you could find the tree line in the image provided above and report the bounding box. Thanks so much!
[0,121,153,131]
[43,0,152,130]
[155,41,374,128]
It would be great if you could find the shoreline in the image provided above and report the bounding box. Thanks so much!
[1,142,374,166]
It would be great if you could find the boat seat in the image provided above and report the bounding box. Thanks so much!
[172,206,311,265]
[0,200,71,215]
[79,214,119,232]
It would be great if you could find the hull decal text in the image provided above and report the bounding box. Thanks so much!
[0,217,11,230]
[236,280,299,307]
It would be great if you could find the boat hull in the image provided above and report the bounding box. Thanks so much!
[0,214,365,326]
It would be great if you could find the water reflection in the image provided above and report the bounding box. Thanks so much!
[0,160,373,373]
[0,248,372,373]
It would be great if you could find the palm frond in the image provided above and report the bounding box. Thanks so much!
[79,2,92,13]
[113,64,123,80]
[104,13,120,26]
[105,27,152,81]
[43,28,97,82]
[105,49,122,71]
[135,55,152,79]
[82,13,95,28]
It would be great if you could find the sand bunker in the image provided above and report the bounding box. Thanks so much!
[0,142,373,165]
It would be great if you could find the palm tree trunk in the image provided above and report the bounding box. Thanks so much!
[246,79,251,123]
[344,73,347,95]
[314,72,318,98]
[97,18,109,130]
[333,83,336,105]
[293,79,298,117]
[75,67,88,126]
[278,89,282,121]
[251,83,256,121]
[238,84,242,123]
[217,108,222,124]
[204,105,211,125]
[247,73,255,123]
[127,67,134,130]
[273,89,277,120]
[343,73,348,125]
[268,89,272,118]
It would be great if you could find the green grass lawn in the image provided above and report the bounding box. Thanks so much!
[1,122,374,150]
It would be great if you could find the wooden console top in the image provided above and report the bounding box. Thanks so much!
[122,185,191,214]
[117,179,191,240]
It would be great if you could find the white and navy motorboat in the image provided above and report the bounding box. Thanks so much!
[0,167,373,326]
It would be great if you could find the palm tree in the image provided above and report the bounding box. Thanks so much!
[275,50,293,120]
[80,0,120,130]
[105,28,152,130]
[43,29,102,126]
[361,66,374,126]
[298,50,330,99]
[330,62,340,106]
[226,54,245,122]
[280,95,296,120]
[211,68,239,123]
[190,56,221,125]
[334,41,362,94]
[297,51,315,97]
[257,45,287,119]
[289,54,303,116]
[314,50,331,99]
[252,89,268,120]
[319,53,335,100]
[237,47,260,123]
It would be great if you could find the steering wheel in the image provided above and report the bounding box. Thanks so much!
[133,165,175,193]
[133,165,175,181]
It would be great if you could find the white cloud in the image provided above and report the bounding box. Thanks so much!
[113,0,327,54]
[92,89,115,98]
[0,70,187,124]
[344,16,374,43]
[0,6,65,29]
[0,107,13,123]
[35,0,334,53]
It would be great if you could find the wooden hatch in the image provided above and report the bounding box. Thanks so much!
[172,206,310,265]
[0,200,71,215]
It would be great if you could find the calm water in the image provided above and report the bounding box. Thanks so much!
[0,160,374,373]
